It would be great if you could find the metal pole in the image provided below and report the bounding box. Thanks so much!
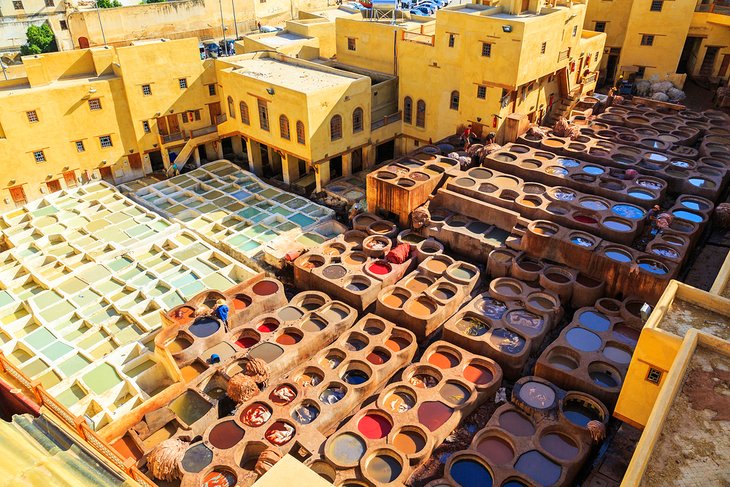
[231,0,239,40]
[1,61,8,81]
[96,0,107,46]
[218,0,228,55]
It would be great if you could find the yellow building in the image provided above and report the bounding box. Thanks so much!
[614,279,729,486]
[584,0,730,85]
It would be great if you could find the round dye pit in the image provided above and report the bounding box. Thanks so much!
[541,433,579,460]
[583,165,604,175]
[528,294,557,312]
[409,373,439,389]
[651,246,679,259]
[489,329,526,354]
[181,444,213,473]
[449,459,493,487]
[547,349,579,371]
[589,367,620,388]
[270,384,297,405]
[295,370,323,387]
[612,204,645,220]
[439,381,469,405]
[476,436,514,465]
[382,291,408,309]
[405,276,435,293]
[234,334,258,349]
[241,403,272,427]
[232,294,251,311]
[426,258,450,274]
[628,189,654,200]
[457,315,489,337]
[574,214,598,225]
[681,199,709,211]
[366,453,402,484]
[301,317,327,332]
[321,351,344,369]
[566,328,602,352]
[342,369,370,385]
[169,336,192,353]
[345,335,368,351]
[515,451,562,486]
[428,350,459,369]
[327,433,366,466]
[358,413,392,439]
[580,199,609,211]
[563,398,602,427]
[406,297,437,317]
[689,177,715,188]
[257,319,279,333]
[292,402,320,424]
[322,265,347,279]
[476,297,507,319]
[505,310,544,334]
[393,429,426,455]
[366,349,390,365]
[319,385,347,404]
[519,381,556,409]
[385,335,411,352]
[345,279,370,292]
[502,481,529,487]
[208,421,245,449]
[498,411,535,436]
[189,317,220,338]
[417,401,453,431]
[578,310,611,332]
[252,280,279,296]
[463,363,493,385]
[202,469,237,487]
[449,266,475,281]
[278,306,304,322]
[637,259,668,275]
[265,421,295,446]
[493,280,522,297]
[384,389,416,413]
[604,248,632,263]
[603,218,632,232]
[603,344,632,364]
[369,261,392,275]
[432,286,456,301]
[363,319,385,335]
[275,330,302,346]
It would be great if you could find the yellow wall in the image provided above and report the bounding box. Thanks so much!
[335,18,406,75]
[688,12,730,78]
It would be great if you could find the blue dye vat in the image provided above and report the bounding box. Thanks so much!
[672,210,703,223]
[342,370,369,385]
[628,190,653,201]
[681,200,707,211]
[503,482,529,487]
[612,204,645,220]
[570,236,593,247]
[557,158,580,168]
[231,190,251,200]
[189,317,220,338]
[450,459,493,487]
[638,261,667,275]
[582,165,604,175]
[577,311,611,332]
[605,250,632,263]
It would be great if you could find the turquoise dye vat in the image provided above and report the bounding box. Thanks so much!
[582,165,604,175]
[681,200,708,211]
[612,204,645,220]
[672,210,703,223]
[577,311,610,332]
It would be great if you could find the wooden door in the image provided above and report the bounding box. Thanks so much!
[521,0,529,12]
[63,171,77,188]
[209,103,222,124]
[9,186,26,207]
[99,166,114,183]
[157,117,169,136]
[47,179,62,193]
[128,153,143,171]
[719,54,730,78]
[167,114,181,134]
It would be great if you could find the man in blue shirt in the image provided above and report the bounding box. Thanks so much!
[215,298,229,324]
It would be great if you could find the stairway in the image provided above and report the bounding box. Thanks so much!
[545,89,582,126]
[0,414,135,487]
[173,128,220,171]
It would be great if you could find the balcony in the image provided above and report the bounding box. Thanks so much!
[160,132,184,144]
[371,111,402,130]
[215,113,228,125]
[696,1,730,14]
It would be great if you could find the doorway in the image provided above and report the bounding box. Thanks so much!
[221,137,234,158]
[330,155,343,179]
[128,153,143,171]
[167,114,181,135]
[605,48,620,85]
[351,148,363,173]
[63,171,77,188]
[9,186,27,207]
[376,140,395,163]
[700,46,720,76]
[148,150,164,172]
[47,179,62,193]
[208,103,222,124]
[677,37,702,74]
[78,37,89,48]
[99,167,114,184]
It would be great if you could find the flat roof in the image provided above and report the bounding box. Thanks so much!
[658,298,729,341]
[256,32,311,48]
[307,6,360,20]
[231,58,356,93]
[640,345,730,487]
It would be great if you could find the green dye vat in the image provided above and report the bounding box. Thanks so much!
[57,384,87,407]
[40,342,74,361]
[290,213,316,227]
[39,301,75,323]
[131,272,155,287]
[72,289,103,308]
[58,355,91,376]
[95,279,125,295]
[78,265,112,284]
[169,391,212,426]
[0,291,16,308]
[187,259,217,276]
[180,281,206,299]
[25,328,56,350]
[106,213,131,224]
[63,324,89,341]
[148,284,170,297]
[126,360,155,377]
[58,277,87,295]
[88,307,119,325]
[150,220,169,232]
[277,222,297,232]
[32,291,64,310]
[38,369,61,389]
[83,363,123,395]
[202,274,233,291]
[1,307,29,325]
[171,272,198,287]
[109,257,134,272]
[162,292,185,309]
[79,330,109,350]
[20,358,49,378]
[9,348,32,365]
[89,340,115,360]
[115,324,144,344]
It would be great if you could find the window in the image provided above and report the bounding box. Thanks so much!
[227,96,235,118]
[142,84,152,96]
[637,66,646,77]
[99,135,112,148]
[27,110,39,123]
[13,1,23,9]
[481,42,492,57]
[403,96,413,124]
[33,150,46,162]
[75,141,85,152]
[347,37,356,51]
[88,98,101,110]
[45,0,53,6]
[330,115,342,141]
[208,84,216,96]
[240,102,250,125]
[650,0,662,11]
[449,91,459,110]
[179,78,188,89]
[257,99,269,131]
[572,25,577,37]
[641,35,654,46]
[416,100,425,128]
[352,108,363,133]
[540,42,547,54]
[279,115,290,140]
[595,51,599,63]
[296,121,305,144]
[142,121,150,133]
[646,368,662,384]
[60,20,67,30]
[476,85,486,99]
[448,34,455,48]
[594,21,606,32]
[500,89,510,108]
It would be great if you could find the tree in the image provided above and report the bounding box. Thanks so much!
[96,0,121,7]
[20,24,57,56]
[142,0,166,4]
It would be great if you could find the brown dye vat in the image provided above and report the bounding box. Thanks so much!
[252,280,279,296]
[417,401,454,431]
[276,331,302,346]
[113,435,143,461]
[463,363,494,385]
[426,259,449,274]
[405,297,437,316]
[209,421,245,449]
[181,361,207,382]
[406,276,434,293]
[498,410,535,436]
[540,432,579,460]
[476,436,515,465]
[393,429,426,455]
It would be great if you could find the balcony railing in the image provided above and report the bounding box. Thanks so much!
[372,111,402,130]
[161,132,184,144]
[191,125,217,138]
[696,2,730,14]
[402,31,435,46]
[215,113,228,125]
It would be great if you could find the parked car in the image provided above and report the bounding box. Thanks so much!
[412,4,433,14]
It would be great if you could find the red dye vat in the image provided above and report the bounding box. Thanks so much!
[385,336,410,352]
[463,364,494,385]
[253,280,278,296]
[233,295,251,311]
[367,350,389,365]
[276,333,300,346]
[417,401,454,432]
[358,413,392,439]
[574,215,597,224]
[170,306,195,322]
[202,470,236,487]
[428,351,459,370]
[235,336,258,349]
[258,321,279,333]
[369,261,392,275]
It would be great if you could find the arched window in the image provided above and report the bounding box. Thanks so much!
[330,114,342,141]
[240,102,250,125]
[403,96,413,124]
[416,100,426,128]
[227,96,235,118]
[352,107,364,133]
[450,91,459,110]
[279,115,290,140]
[296,121,305,144]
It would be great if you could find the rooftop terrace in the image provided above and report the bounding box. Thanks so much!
[230,58,359,93]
